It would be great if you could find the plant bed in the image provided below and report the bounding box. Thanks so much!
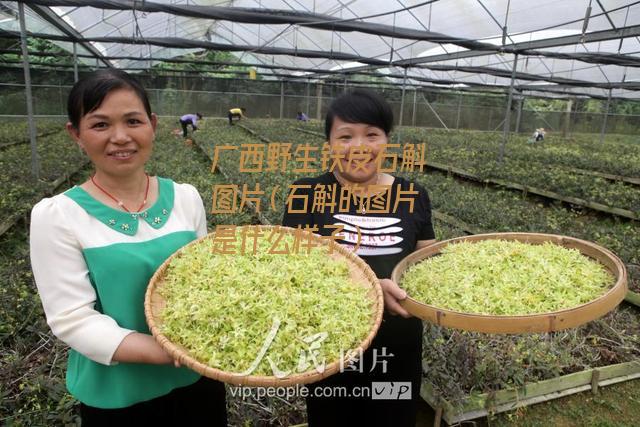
[0,129,87,220]
[420,303,640,425]
[627,291,640,307]
[625,264,640,307]
[423,160,640,220]
[290,124,640,220]
[422,359,640,425]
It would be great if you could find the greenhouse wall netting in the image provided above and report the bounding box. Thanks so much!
[1,68,638,135]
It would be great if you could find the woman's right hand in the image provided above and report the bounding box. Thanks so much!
[379,278,411,318]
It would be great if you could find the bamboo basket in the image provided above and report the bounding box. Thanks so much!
[391,233,627,334]
[145,225,384,387]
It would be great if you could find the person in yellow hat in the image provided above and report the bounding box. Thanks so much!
[228,107,246,125]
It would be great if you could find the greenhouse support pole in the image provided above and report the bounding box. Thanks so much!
[306,80,311,117]
[570,97,578,136]
[499,53,519,165]
[455,93,462,129]
[399,68,407,126]
[411,88,417,126]
[73,42,79,82]
[563,98,573,138]
[155,90,161,117]
[515,95,523,133]
[599,89,612,144]
[19,2,40,180]
[279,80,284,119]
[316,83,323,120]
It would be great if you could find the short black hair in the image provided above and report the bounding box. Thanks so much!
[325,89,393,139]
[197,112,203,119]
[67,69,152,129]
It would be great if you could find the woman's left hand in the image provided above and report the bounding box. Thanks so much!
[379,279,411,318]
[112,332,184,367]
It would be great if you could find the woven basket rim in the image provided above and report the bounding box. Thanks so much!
[392,232,628,333]
[144,225,384,386]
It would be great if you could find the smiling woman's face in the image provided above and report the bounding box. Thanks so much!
[66,88,157,179]
[328,116,388,184]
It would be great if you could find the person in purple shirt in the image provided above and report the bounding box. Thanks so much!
[179,113,202,138]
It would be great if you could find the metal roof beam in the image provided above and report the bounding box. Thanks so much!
[393,24,640,67]
[27,4,112,67]
[27,5,113,67]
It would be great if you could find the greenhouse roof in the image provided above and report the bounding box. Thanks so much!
[2,0,640,99]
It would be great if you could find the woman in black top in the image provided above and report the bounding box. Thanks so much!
[283,89,436,426]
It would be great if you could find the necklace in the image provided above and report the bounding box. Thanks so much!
[90,173,150,213]
[333,173,382,215]
[359,174,380,215]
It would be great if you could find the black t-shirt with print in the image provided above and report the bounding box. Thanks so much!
[282,172,435,426]
[282,172,435,279]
